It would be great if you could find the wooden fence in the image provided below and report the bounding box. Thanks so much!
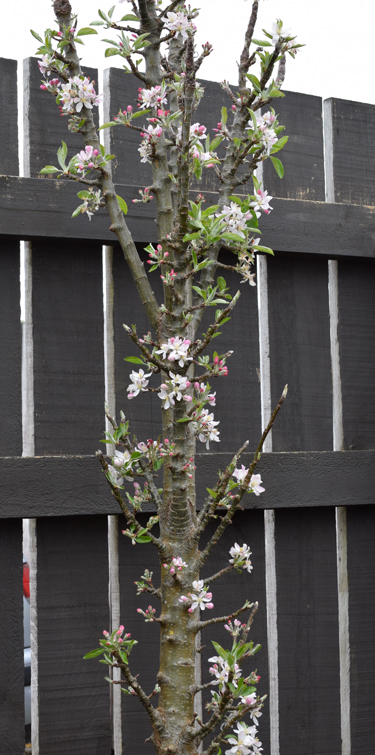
[0,55,374,755]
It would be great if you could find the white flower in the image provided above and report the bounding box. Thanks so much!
[251,189,273,217]
[216,202,253,239]
[156,337,192,367]
[192,408,220,449]
[138,140,153,163]
[107,464,124,487]
[165,11,193,41]
[269,20,292,45]
[138,85,167,108]
[208,656,241,690]
[158,371,190,410]
[59,76,101,115]
[38,54,54,76]
[232,467,265,496]
[189,586,214,611]
[127,369,151,398]
[113,449,131,468]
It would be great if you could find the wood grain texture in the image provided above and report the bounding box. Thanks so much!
[118,514,160,751]
[0,58,19,175]
[0,519,24,753]
[275,507,341,755]
[23,58,98,178]
[32,241,105,455]
[37,515,111,754]
[0,450,374,517]
[327,98,375,206]
[338,258,375,450]
[267,254,332,451]
[0,242,21,456]
[200,509,270,755]
[1,175,375,256]
[263,91,325,201]
[347,505,375,755]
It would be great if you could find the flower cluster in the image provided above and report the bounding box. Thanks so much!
[216,203,254,239]
[127,369,151,399]
[225,721,263,755]
[229,543,253,573]
[136,438,175,463]
[269,20,292,45]
[192,408,220,449]
[250,189,273,217]
[224,618,246,637]
[156,337,192,367]
[138,84,167,109]
[145,243,169,269]
[182,456,196,479]
[254,111,278,156]
[137,605,157,622]
[158,373,191,410]
[163,557,188,575]
[74,145,105,175]
[102,625,130,646]
[58,76,101,114]
[73,188,103,221]
[208,654,241,691]
[164,11,196,40]
[179,579,214,612]
[132,186,154,204]
[232,467,265,496]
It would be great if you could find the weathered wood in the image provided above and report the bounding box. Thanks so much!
[338,258,375,450]
[327,97,375,206]
[0,450,374,518]
[24,57,98,178]
[37,515,111,754]
[118,514,160,751]
[263,91,325,202]
[200,510,270,755]
[347,505,375,755]
[1,175,374,256]
[0,241,21,456]
[32,241,105,455]
[267,254,332,451]
[0,519,24,754]
[275,507,341,755]
[0,58,19,175]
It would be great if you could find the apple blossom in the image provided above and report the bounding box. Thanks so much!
[127,368,151,398]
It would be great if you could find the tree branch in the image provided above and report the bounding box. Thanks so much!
[194,601,251,632]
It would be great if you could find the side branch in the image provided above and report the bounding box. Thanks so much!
[194,601,251,632]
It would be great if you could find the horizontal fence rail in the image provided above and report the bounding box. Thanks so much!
[0,55,374,755]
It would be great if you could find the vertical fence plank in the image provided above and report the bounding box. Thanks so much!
[324,98,375,205]
[338,258,375,451]
[23,57,98,178]
[32,241,104,455]
[118,515,160,752]
[267,254,332,451]
[275,507,341,755]
[347,505,375,755]
[201,510,270,755]
[37,515,111,754]
[0,242,21,456]
[0,57,19,175]
[0,519,24,754]
[263,91,325,201]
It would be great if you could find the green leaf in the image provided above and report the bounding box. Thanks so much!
[105,48,119,57]
[270,156,284,178]
[221,106,227,126]
[83,647,106,659]
[246,73,261,91]
[76,27,98,36]
[206,488,217,498]
[77,190,91,199]
[124,356,144,364]
[149,264,159,272]
[251,38,272,46]
[39,166,60,174]
[31,29,43,43]
[108,5,116,19]
[71,206,82,218]
[176,417,191,423]
[116,194,128,215]
[98,121,118,130]
[119,649,129,663]
[253,245,274,255]
[270,135,289,154]
[217,276,226,290]
[120,14,140,22]
[130,108,151,119]
[136,535,152,543]
[57,141,68,170]
[89,20,105,26]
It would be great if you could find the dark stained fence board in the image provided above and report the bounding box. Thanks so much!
[268,254,332,451]
[328,97,375,206]
[347,505,375,755]
[104,68,153,187]
[0,450,374,517]
[0,519,24,754]
[200,510,270,755]
[32,241,105,455]
[338,258,375,450]
[24,58,98,177]
[118,514,160,751]
[199,250,261,452]
[37,515,111,754]
[113,244,164,441]
[1,176,375,257]
[263,91,325,202]
[0,58,19,175]
[276,507,341,755]
[0,242,21,456]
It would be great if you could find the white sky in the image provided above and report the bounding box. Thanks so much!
[2,0,375,106]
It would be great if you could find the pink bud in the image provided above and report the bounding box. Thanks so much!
[58,31,63,37]
[194,382,199,390]
[207,163,214,168]
[206,603,214,609]
[137,608,142,613]
[164,438,169,443]
[164,251,169,257]
[188,607,194,613]
[186,381,191,387]
[40,85,47,90]
[170,567,175,574]
[169,452,174,456]
[206,592,212,600]
[88,162,94,169]
[214,356,219,364]
[103,630,109,636]
[184,395,193,402]
[93,149,99,156]
[163,563,168,568]
[161,383,167,390]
